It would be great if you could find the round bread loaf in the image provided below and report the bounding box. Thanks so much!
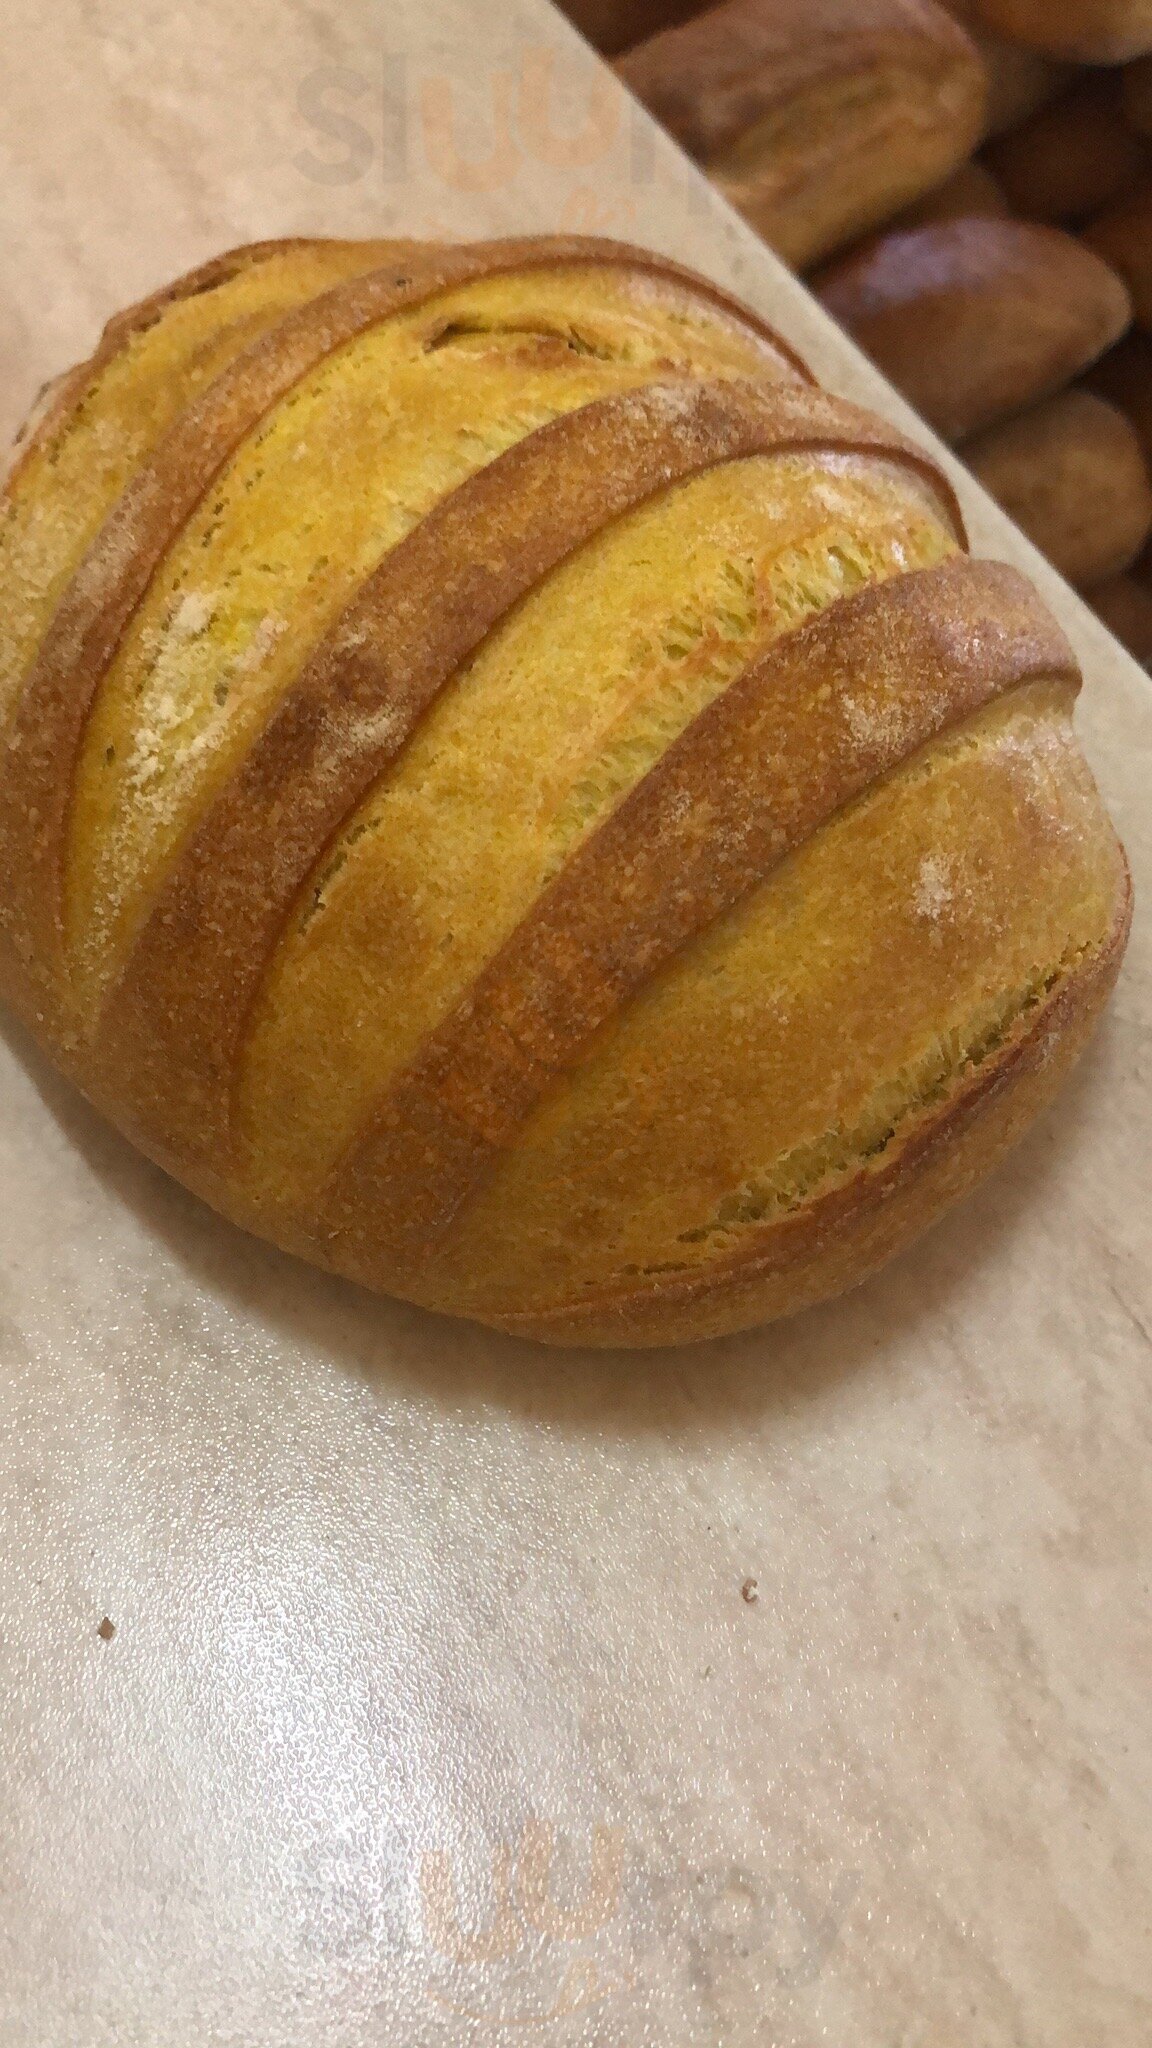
[0,236,1132,1346]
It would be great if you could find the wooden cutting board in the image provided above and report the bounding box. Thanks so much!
[0,2,1149,2041]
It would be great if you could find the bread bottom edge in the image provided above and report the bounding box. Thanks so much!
[0,869,1130,1355]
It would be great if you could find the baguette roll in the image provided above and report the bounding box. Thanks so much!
[616,0,987,267]
[0,237,1130,1346]
[968,0,1152,61]
[1089,570,1152,664]
[985,75,1149,223]
[963,388,1152,585]
[1085,182,1152,328]
[1084,330,1152,457]
[814,218,1133,440]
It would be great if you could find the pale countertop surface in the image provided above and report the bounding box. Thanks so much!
[0,3,1150,2043]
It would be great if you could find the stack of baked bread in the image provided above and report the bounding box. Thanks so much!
[0,235,1132,1342]
[570,0,1152,663]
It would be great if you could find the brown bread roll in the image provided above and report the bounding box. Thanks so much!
[1125,54,1152,132]
[985,76,1149,223]
[890,159,1011,228]
[967,0,1152,61]
[1083,330,1152,456]
[814,217,1133,441]
[1089,570,1152,664]
[1084,182,1152,329]
[557,0,712,57]
[616,0,987,267]
[0,236,1130,1347]
[963,388,1152,585]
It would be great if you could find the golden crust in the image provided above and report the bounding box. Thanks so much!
[0,234,1133,1347]
[321,556,1073,1289]
[2,240,316,493]
[484,873,1133,1346]
[91,378,964,1167]
[0,234,806,1012]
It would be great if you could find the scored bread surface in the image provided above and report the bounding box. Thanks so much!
[0,235,1131,1345]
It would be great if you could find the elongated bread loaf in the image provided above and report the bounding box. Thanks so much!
[814,218,1133,440]
[985,76,1149,223]
[0,236,1131,1346]
[616,0,987,267]
[1085,182,1152,329]
[963,388,1152,585]
[968,0,1152,61]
